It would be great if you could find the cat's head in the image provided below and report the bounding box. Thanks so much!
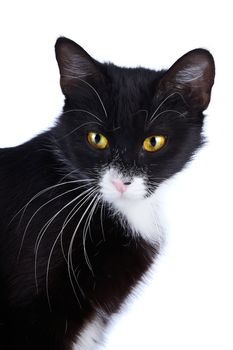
[54,37,215,237]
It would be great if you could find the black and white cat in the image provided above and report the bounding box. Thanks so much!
[0,37,215,350]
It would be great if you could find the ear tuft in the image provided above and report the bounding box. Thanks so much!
[55,37,100,95]
[159,49,215,111]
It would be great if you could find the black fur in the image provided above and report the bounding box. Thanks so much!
[0,37,215,349]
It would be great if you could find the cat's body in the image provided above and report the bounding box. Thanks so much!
[0,38,215,350]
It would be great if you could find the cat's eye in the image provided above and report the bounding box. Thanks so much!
[143,135,166,152]
[87,132,109,150]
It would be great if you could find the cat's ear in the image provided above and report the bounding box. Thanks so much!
[158,49,215,111]
[55,37,101,95]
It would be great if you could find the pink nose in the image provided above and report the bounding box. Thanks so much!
[111,179,128,193]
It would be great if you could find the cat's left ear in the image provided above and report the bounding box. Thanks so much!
[55,37,102,96]
[158,49,215,111]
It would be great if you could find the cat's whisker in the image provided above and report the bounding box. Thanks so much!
[35,187,94,262]
[80,194,100,274]
[67,192,99,296]
[64,319,68,336]
[18,183,93,262]
[9,178,94,228]
[100,199,106,242]
[62,109,104,124]
[56,188,98,264]
[57,121,103,140]
[35,186,96,265]
[82,195,101,273]
[75,269,85,298]
[148,91,186,123]
[57,169,79,182]
[50,169,82,190]
[48,169,88,198]
[38,186,97,305]
[149,109,187,125]
[66,190,99,307]
[66,189,99,264]
[59,187,99,263]
[61,74,108,119]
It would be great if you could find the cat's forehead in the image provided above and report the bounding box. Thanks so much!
[106,64,160,91]
[104,65,162,124]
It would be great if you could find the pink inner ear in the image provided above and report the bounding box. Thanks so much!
[111,179,127,193]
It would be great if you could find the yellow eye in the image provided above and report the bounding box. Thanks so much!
[87,132,109,150]
[143,135,166,152]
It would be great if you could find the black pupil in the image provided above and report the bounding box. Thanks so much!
[150,137,156,147]
[94,134,101,144]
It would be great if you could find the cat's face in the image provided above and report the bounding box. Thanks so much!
[54,38,215,239]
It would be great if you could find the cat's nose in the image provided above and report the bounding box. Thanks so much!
[111,179,131,193]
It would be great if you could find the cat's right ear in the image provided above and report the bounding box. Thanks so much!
[55,37,101,95]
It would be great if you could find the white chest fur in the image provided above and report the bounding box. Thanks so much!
[113,194,161,242]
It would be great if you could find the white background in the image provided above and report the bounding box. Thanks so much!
[0,1,232,349]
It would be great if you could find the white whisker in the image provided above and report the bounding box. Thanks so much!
[82,195,100,273]
[58,121,103,140]
[9,179,94,228]
[62,108,104,124]
[61,75,108,118]
[44,187,98,309]
[34,187,95,294]
[149,91,186,122]
[59,187,99,262]
[49,170,82,196]
[100,199,106,242]
[34,186,95,260]
[67,193,99,299]
[18,183,92,261]
[149,109,186,125]
[75,268,85,298]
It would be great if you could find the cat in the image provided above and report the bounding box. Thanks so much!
[0,37,215,350]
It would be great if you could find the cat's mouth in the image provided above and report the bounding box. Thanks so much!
[99,168,147,203]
